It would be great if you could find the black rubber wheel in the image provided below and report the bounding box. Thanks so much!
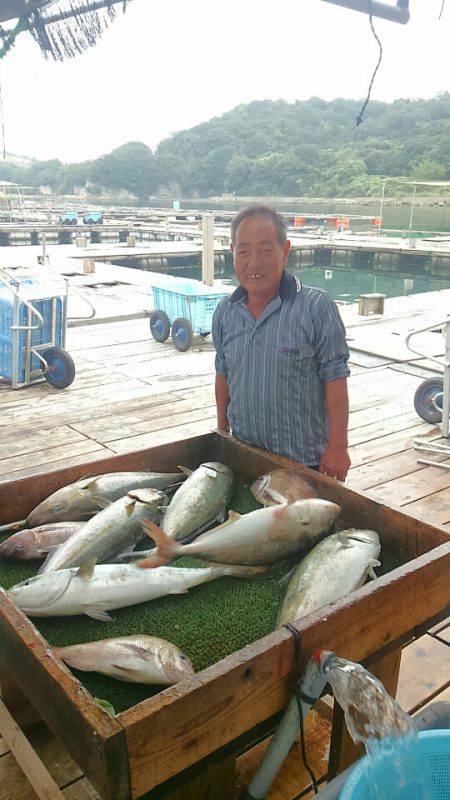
[171,317,194,352]
[414,377,444,423]
[42,347,76,389]
[149,310,170,342]
[70,218,77,225]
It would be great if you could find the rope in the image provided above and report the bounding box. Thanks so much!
[284,623,319,795]
[356,0,383,126]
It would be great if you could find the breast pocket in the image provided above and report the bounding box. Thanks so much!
[278,341,315,380]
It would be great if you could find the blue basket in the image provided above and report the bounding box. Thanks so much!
[152,278,230,335]
[0,281,66,384]
[340,730,450,800]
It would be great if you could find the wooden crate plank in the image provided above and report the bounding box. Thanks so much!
[63,778,100,800]
[0,448,116,484]
[347,450,445,492]
[396,635,450,715]
[367,464,450,507]
[0,700,66,800]
[0,440,109,477]
[403,488,450,527]
[108,417,216,454]
[0,722,82,800]
[71,395,217,442]
[119,542,450,797]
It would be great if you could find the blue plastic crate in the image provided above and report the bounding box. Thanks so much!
[0,280,66,384]
[340,730,450,800]
[152,278,231,335]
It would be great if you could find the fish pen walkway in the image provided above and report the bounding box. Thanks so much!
[0,312,449,799]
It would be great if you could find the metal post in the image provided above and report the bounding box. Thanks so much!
[442,319,450,438]
[202,213,215,286]
[408,183,417,240]
[42,231,46,262]
[378,180,385,238]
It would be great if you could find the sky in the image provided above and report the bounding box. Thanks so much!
[0,0,448,163]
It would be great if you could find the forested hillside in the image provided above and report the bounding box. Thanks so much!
[2,94,449,199]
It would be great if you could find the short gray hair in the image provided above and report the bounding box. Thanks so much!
[231,204,287,247]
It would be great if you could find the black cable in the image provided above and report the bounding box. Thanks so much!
[356,0,383,126]
[284,623,319,795]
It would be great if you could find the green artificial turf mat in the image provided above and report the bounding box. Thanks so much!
[0,483,404,714]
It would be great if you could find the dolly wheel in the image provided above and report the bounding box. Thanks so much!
[172,318,194,352]
[42,347,76,389]
[414,377,444,424]
[149,310,170,342]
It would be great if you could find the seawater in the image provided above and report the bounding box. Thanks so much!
[323,656,435,800]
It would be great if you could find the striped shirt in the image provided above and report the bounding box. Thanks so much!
[212,271,350,466]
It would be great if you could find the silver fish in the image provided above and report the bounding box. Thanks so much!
[0,522,85,560]
[251,469,316,507]
[277,529,381,628]
[161,462,234,540]
[138,498,341,568]
[41,488,168,574]
[53,635,195,685]
[8,561,265,620]
[27,471,185,527]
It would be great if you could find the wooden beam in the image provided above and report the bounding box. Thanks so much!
[0,696,65,800]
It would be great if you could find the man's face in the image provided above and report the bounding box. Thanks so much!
[232,215,291,299]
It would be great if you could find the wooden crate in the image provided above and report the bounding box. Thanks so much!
[0,431,449,799]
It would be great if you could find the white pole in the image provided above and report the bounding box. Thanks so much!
[202,212,214,286]
[442,318,450,438]
[378,179,385,238]
[408,183,417,239]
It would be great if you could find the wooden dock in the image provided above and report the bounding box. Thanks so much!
[0,293,449,799]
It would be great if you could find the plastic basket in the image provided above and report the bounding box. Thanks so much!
[340,730,450,800]
[152,279,230,335]
[0,280,66,384]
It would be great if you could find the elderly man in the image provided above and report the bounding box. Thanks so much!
[212,204,350,481]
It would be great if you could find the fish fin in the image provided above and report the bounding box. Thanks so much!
[85,606,113,622]
[111,663,141,675]
[37,544,62,574]
[170,587,189,594]
[221,564,268,578]
[227,510,241,520]
[337,532,353,548]
[76,558,97,580]
[264,487,288,505]
[138,520,180,568]
[368,559,381,580]
[165,480,185,494]
[278,566,297,588]
[77,476,99,489]
[177,465,193,476]
[92,496,112,510]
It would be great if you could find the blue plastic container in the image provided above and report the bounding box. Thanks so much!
[0,279,66,385]
[151,278,231,335]
[340,730,450,800]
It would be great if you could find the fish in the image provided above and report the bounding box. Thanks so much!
[40,488,168,574]
[53,635,195,685]
[137,498,341,568]
[160,462,234,540]
[276,529,381,628]
[0,522,85,560]
[7,561,265,620]
[251,469,316,507]
[26,471,186,527]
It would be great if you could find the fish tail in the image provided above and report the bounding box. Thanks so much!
[138,520,181,568]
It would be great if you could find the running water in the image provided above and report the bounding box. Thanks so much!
[323,655,435,800]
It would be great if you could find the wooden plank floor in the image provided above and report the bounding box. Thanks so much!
[0,316,449,800]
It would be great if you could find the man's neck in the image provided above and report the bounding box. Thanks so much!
[246,291,276,320]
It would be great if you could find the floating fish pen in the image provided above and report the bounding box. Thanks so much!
[0,432,449,799]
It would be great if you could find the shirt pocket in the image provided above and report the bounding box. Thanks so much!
[278,338,315,380]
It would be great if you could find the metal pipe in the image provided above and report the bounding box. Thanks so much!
[322,0,410,24]
[442,320,450,438]
[408,182,417,239]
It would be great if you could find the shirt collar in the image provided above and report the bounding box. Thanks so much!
[229,270,300,303]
